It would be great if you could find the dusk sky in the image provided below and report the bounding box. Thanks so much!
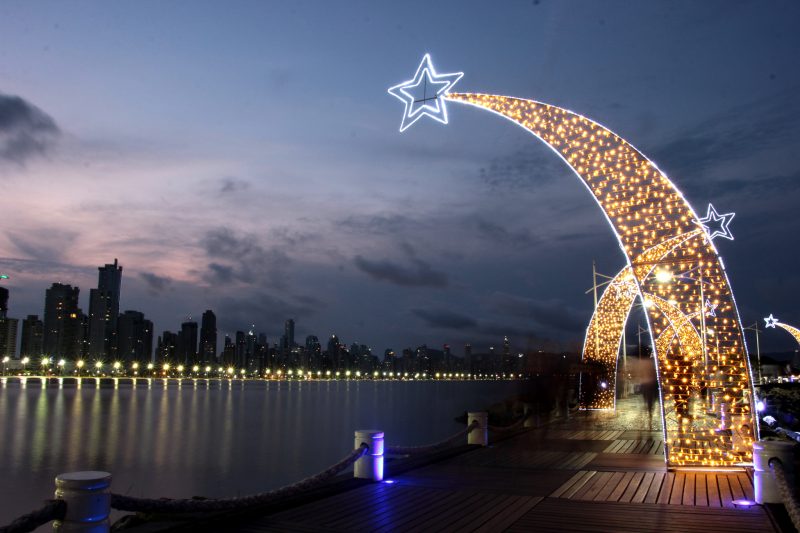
[0,1,798,355]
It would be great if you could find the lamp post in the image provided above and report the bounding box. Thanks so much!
[57,359,65,376]
[21,356,29,375]
[744,323,763,385]
[1,356,8,376]
[76,359,84,377]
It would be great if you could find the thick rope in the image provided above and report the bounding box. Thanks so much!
[488,412,530,433]
[386,420,479,456]
[770,458,800,531]
[110,444,368,514]
[0,499,66,533]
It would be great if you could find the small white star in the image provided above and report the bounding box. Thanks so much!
[705,299,717,318]
[388,54,463,132]
[765,314,779,328]
[694,203,735,241]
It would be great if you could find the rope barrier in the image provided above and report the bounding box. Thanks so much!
[0,499,66,533]
[769,458,800,531]
[488,412,529,433]
[110,444,368,514]
[386,420,479,456]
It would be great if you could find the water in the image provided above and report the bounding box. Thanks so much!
[0,379,521,524]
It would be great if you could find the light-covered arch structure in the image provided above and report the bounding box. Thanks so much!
[442,93,756,467]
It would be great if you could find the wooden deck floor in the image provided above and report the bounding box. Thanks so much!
[228,400,779,532]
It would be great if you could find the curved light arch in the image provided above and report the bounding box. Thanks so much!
[773,321,800,346]
[445,93,756,467]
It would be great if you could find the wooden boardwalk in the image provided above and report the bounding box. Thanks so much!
[225,400,779,532]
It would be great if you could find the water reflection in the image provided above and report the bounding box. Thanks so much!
[0,380,519,523]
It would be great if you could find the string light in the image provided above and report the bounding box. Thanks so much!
[414,90,757,467]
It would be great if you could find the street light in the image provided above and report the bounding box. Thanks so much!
[2,356,8,375]
[21,356,30,375]
[57,359,65,375]
[76,359,85,376]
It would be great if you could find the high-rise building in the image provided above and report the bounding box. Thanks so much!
[284,319,295,351]
[0,318,18,359]
[88,259,123,359]
[158,331,178,361]
[235,331,246,368]
[0,287,8,319]
[199,310,217,362]
[464,343,473,373]
[222,334,235,366]
[178,320,198,364]
[43,283,83,359]
[117,310,153,363]
[20,315,44,359]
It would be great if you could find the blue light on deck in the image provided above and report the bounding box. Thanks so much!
[383,479,396,484]
[756,400,765,412]
[732,499,757,508]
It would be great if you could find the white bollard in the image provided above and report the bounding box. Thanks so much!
[53,471,111,532]
[754,440,795,504]
[523,404,534,428]
[468,412,488,446]
[354,430,384,481]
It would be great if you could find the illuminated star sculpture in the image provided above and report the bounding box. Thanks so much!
[388,54,463,132]
[765,314,779,328]
[705,299,718,318]
[694,203,735,241]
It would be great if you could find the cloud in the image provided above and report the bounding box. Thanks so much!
[487,292,585,333]
[219,177,250,194]
[479,146,569,190]
[202,227,291,288]
[139,272,172,294]
[354,243,447,287]
[411,308,477,330]
[474,219,538,247]
[651,90,800,180]
[339,214,419,236]
[215,291,320,333]
[6,228,78,263]
[0,92,60,163]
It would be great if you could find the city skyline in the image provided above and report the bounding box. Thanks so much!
[1,2,799,352]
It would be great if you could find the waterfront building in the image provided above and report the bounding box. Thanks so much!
[117,310,153,363]
[199,310,217,363]
[88,259,123,359]
[20,315,44,359]
[178,320,198,364]
[43,283,83,359]
[157,331,178,361]
[0,317,18,359]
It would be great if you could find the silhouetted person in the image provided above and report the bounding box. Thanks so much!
[640,357,658,430]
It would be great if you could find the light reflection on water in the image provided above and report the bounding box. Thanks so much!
[0,379,520,524]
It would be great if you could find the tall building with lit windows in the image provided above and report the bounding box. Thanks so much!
[117,310,153,363]
[43,283,83,359]
[199,310,217,363]
[20,315,44,359]
[88,259,123,359]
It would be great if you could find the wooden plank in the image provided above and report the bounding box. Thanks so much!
[619,471,645,503]
[438,493,517,533]
[656,472,675,504]
[726,473,745,501]
[643,471,665,504]
[737,472,755,501]
[695,473,708,507]
[573,471,613,500]
[370,489,482,532]
[608,471,636,502]
[707,473,722,507]
[550,470,587,498]
[682,472,696,506]
[593,471,626,501]
[631,472,655,503]
[718,474,734,508]
[669,473,686,505]
[605,440,621,453]
[473,496,542,533]
[562,471,597,499]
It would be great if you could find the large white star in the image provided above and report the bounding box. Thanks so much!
[388,54,463,132]
[765,314,779,328]
[693,203,735,241]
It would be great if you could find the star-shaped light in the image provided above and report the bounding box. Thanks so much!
[388,54,463,132]
[765,314,779,329]
[705,299,717,318]
[693,203,735,241]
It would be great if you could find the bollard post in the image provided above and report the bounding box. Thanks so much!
[754,440,795,504]
[53,471,111,532]
[354,430,384,481]
[468,412,488,446]
[523,404,534,428]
